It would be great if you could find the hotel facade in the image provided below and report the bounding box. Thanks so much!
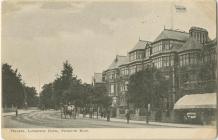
[99,26,216,122]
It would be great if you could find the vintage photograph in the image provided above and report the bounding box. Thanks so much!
[1,0,217,139]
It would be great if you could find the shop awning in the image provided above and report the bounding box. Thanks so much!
[174,93,217,109]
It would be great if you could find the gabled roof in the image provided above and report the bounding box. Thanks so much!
[154,29,189,42]
[108,55,128,70]
[93,73,102,83]
[178,37,203,52]
[129,40,151,52]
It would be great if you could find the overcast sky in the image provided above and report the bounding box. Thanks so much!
[2,0,216,92]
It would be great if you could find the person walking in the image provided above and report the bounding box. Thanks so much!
[15,107,18,117]
[125,110,130,124]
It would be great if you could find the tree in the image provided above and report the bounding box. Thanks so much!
[127,67,170,110]
[92,84,112,118]
[39,83,54,109]
[2,63,25,108]
[2,63,39,108]
[198,60,217,93]
[39,60,88,109]
[39,60,111,114]
[25,86,39,107]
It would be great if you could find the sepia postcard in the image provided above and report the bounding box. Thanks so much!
[1,0,217,139]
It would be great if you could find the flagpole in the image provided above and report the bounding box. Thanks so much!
[171,1,174,30]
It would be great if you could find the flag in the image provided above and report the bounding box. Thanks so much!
[175,4,187,13]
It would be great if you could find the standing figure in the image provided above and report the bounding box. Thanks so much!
[106,109,110,122]
[125,110,130,124]
[15,107,18,117]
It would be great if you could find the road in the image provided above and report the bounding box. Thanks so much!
[2,110,174,128]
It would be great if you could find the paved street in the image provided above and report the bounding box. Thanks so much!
[2,110,176,128]
[3,110,214,128]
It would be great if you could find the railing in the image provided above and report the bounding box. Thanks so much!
[3,107,16,112]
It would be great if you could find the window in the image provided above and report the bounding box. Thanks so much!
[129,52,137,61]
[136,51,144,59]
[189,53,197,65]
[153,57,162,68]
[121,67,128,76]
[210,49,216,62]
[180,53,198,67]
[162,56,170,67]
[170,55,174,66]
[125,81,128,91]
[109,74,112,79]
[136,64,142,72]
[120,81,128,92]
[152,41,162,54]
[124,68,128,75]
[145,48,150,58]
[110,84,114,94]
[180,54,189,66]
[120,83,124,92]
[184,54,189,65]
[109,72,115,80]
[163,40,170,50]
[129,65,136,75]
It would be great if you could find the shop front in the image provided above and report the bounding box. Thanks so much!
[174,93,216,125]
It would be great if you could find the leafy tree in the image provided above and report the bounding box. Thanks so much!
[2,63,25,108]
[39,60,111,113]
[127,67,170,110]
[40,60,90,109]
[2,63,39,108]
[39,83,54,109]
[25,86,39,107]
[90,84,111,118]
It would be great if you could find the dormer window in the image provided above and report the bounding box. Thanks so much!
[129,52,136,61]
[152,41,162,54]
[162,40,170,50]
[129,50,144,62]
[136,51,144,59]
[145,48,150,58]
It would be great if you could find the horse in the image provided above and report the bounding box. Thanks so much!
[62,105,75,119]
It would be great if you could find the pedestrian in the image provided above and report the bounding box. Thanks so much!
[125,110,130,124]
[106,109,110,122]
[146,111,149,124]
[15,107,18,117]
[101,112,103,118]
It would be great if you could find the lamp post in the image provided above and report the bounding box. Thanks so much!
[22,83,28,110]
[146,103,150,124]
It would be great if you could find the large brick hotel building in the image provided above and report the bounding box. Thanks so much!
[94,26,216,122]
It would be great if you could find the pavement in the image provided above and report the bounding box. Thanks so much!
[80,114,215,128]
[2,110,215,128]
[2,109,38,117]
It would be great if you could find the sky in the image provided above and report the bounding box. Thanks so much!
[2,0,216,93]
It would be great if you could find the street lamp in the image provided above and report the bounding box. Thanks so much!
[146,103,150,124]
[22,82,28,110]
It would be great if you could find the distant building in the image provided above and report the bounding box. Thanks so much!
[97,26,216,121]
[92,73,105,88]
